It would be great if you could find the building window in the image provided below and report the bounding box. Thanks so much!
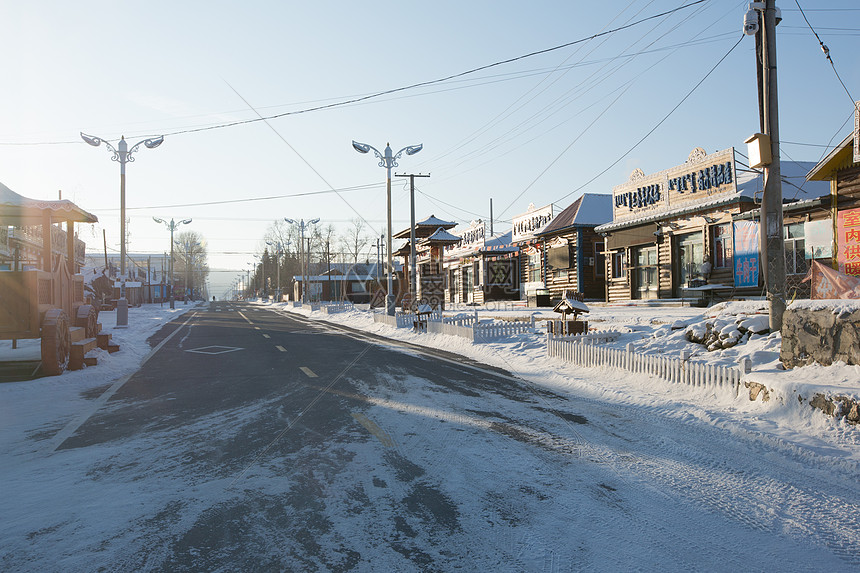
[713,224,731,269]
[528,250,542,282]
[784,222,806,275]
[612,250,626,279]
[594,241,605,278]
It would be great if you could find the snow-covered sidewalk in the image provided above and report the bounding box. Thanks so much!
[0,304,196,458]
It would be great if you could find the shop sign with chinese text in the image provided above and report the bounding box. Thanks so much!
[512,203,554,243]
[612,147,737,223]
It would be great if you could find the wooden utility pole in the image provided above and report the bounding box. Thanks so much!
[759,0,786,331]
[394,172,430,302]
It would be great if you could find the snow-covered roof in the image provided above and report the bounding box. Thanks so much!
[393,215,457,239]
[421,227,462,244]
[0,181,98,225]
[539,194,612,236]
[553,296,590,314]
[481,230,518,253]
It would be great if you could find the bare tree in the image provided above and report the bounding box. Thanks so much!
[173,230,209,300]
[339,218,371,264]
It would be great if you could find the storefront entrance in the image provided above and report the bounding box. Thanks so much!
[675,232,704,295]
[633,245,658,299]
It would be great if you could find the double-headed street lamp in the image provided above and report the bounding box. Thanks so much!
[153,217,191,309]
[267,239,290,303]
[82,132,164,325]
[352,141,423,315]
[284,218,318,303]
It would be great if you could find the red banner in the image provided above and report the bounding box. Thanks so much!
[807,260,860,299]
[837,207,860,276]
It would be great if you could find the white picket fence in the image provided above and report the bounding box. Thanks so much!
[370,309,537,343]
[428,315,537,343]
[322,302,354,314]
[443,312,479,327]
[546,334,742,394]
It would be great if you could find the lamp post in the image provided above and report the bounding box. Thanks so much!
[82,132,164,326]
[352,141,423,315]
[284,218,318,303]
[153,217,191,309]
[267,240,290,302]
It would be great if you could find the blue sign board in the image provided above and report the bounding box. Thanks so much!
[733,221,759,288]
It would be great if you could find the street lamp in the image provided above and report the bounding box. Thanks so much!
[284,218,319,303]
[352,140,423,315]
[267,239,290,303]
[82,132,164,326]
[153,217,191,309]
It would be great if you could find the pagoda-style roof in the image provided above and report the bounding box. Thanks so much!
[420,227,462,245]
[0,181,98,225]
[394,214,457,239]
[394,241,412,257]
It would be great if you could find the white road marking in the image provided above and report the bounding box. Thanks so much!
[262,333,270,339]
[276,345,287,352]
[300,367,317,378]
[48,311,197,453]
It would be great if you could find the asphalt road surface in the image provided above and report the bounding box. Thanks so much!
[11,301,859,572]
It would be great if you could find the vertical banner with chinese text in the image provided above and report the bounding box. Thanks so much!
[733,220,759,288]
[837,208,860,277]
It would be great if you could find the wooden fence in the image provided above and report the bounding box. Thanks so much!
[546,333,742,394]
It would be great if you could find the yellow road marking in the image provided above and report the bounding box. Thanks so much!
[276,345,287,352]
[262,333,270,338]
[300,367,317,378]
[351,413,394,447]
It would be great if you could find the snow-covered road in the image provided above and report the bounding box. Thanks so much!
[0,302,858,571]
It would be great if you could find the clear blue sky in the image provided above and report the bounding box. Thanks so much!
[2,1,858,296]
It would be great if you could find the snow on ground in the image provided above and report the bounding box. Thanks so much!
[270,299,860,466]
[0,300,858,570]
[0,304,195,458]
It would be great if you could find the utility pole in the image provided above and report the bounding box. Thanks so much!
[395,172,430,304]
[756,0,786,331]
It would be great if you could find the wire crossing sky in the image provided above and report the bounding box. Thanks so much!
[2,1,858,296]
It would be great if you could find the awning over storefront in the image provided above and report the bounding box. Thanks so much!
[605,225,658,250]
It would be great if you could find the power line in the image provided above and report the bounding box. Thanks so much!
[86,182,382,212]
[547,34,746,209]
[793,0,856,106]
[3,1,708,147]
